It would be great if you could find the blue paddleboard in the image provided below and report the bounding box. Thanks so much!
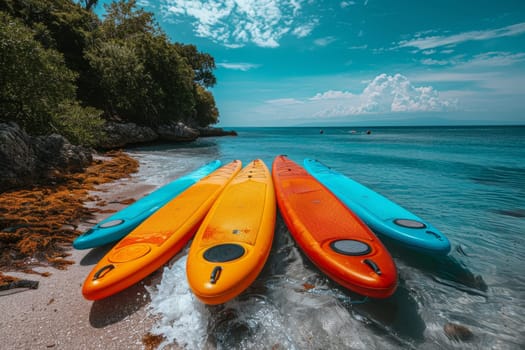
[303,159,451,255]
[73,160,222,249]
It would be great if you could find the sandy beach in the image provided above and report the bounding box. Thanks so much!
[0,176,167,350]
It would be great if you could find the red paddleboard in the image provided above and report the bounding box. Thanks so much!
[272,155,397,298]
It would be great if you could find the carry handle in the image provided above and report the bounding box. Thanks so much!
[93,264,115,280]
[426,230,442,240]
[210,266,222,284]
[364,259,382,275]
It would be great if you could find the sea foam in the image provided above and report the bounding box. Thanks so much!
[147,253,210,349]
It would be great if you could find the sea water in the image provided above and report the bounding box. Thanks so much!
[127,126,524,349]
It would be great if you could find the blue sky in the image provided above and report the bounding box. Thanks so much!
[96,0,525,126]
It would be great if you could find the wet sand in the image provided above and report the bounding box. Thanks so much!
[0,176,166,350]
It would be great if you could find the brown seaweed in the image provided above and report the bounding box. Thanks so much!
[0,151,139,277]
[142,333,165,350]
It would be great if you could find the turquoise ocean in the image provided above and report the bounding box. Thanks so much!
[125,126,524,349]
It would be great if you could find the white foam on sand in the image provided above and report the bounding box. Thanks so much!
[145,250,370,350]
[146,251,297,350]
[147,253,210,349]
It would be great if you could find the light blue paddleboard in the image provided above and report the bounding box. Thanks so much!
[73,160,222,249]
[303,159,451,255]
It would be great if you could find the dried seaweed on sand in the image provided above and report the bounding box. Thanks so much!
[0,151,139,276]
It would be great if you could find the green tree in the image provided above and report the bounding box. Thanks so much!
[135,34,195,124]
[86,0,197,126]
[85,39,153,122]
[0,11,104,146]
[91,0,218,126]
[176,43,217,88]
[0,0,100,104]
[193,85,219,127]
[53,101,105,147]
[0,12,77,134]
[100,0,159,40]
[1,0,221,135]
[80,0,98,11]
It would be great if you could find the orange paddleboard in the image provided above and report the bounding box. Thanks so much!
[186,159,276,305]
[82,160,242,300]
[272,155,397,298]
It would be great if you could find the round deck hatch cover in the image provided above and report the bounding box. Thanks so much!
[109,244,151,263]
[330,240,371,256]
[99,219,124,228]
[394,219,426,229]
[204,244,245,262]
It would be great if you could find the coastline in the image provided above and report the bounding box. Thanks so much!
[0,154,170,350]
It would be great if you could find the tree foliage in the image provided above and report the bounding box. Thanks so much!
[0,12,77,133]
[85,39,152,121]
[175,43,217,88]
[0,0,100,102]
[86,0,215,127]
[0,10,104,146]
[53,101,105,147]
[0,0,220,146]
[80,0,98,11]
[194,85,219,127]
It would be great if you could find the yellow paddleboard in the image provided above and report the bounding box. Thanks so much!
[186,159,276,305]
[82,160,242,300]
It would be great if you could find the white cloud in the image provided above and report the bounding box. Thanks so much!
[422,49,436,55]
[340,1,356,8]
[316,74,455,116]
[421,58,449,66]
[262,74,456,119]
[217,62,261,71]
[413,52,525,79]
[411,52,525,97]
[266,98,304,105]
[314,36,336,46]
[292,20,318,38]
[461,52,525,68]
[398,22,525,50]
[369,75,454,113]
[310,90,355,100]
[410,72,497,83]
[137,0,153,7]
[161,0,316,47]
[349,44,367,50]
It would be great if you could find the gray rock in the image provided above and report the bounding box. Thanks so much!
[33,133,92,176]
[0,122,92,191]
[197,126,237,137]
[156,121,199,142]
[100,122,158,149]
[0,122,38,190]
[0,119,219,191]
[99,121,199,147]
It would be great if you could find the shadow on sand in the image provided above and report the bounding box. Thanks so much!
[88,271,160,328]
[80,243,162,328]
[79,243,117,266]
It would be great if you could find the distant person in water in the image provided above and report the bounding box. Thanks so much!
[366,130,371,135]
[319,129,324,134]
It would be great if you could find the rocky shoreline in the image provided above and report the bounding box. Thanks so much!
[0,122,236,192]
[99,121,237,148]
